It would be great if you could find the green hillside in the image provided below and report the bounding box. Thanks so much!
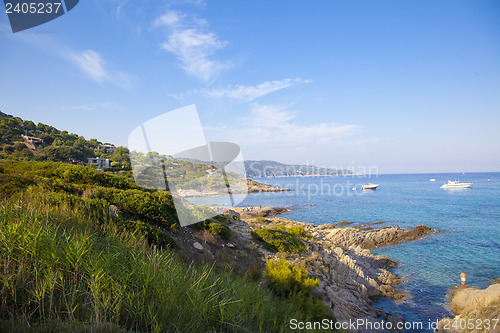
[0,110,115,163]
[0,160,329,332]
[0,110,330,332]
[0,111,246,192]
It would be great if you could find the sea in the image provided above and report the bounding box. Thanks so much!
[188,172,500,332]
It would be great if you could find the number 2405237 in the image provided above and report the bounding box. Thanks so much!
[5,2,62,14]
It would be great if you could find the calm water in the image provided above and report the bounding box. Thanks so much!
[189,173,500,331]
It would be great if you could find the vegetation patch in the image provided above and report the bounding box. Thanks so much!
[212,214,231,224]
[275,224,312,238]
[207,222,232,240]
[251,228,306,253]
[266,259,328,321]
[114,217,177,248]
[255,216,268,223]
[96,188,178,228]
[0,195,323,332]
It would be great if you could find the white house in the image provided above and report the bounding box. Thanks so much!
[87,158,110,170]
[206,169,222,176]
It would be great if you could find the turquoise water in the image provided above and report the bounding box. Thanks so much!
[189,173,500,331]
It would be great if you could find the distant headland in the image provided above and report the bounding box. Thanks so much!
[244,160,359,178]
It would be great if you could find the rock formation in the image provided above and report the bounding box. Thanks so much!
[227,209,439,332]
[437,282,500,332]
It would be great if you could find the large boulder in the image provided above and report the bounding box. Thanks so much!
[437,282,500,332]
[450,284,500,315]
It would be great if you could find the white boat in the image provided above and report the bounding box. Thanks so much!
[440,180,472,189]
[361,183,379,190]
[430,179,436,182]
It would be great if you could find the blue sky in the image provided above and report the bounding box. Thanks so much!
[1,0,499,173]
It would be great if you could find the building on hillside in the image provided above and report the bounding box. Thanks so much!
[206,169,222,176]
[98,144,116,153]
[87,158,110,170]
[21,134,44,145]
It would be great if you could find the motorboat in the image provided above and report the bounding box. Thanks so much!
[440,180,472,189]
[430,179,436,182]
[361,183,379,190]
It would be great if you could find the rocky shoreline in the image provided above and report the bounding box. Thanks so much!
[176,178,290,197]
[226,207,439,332]
[246,178,291,194]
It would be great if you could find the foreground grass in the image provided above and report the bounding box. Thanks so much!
[0,191,316,332]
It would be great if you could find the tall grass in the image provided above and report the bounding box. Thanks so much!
[0,189,321,332]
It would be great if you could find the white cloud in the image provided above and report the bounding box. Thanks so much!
[155,11,228,81]
[243,104,360,144]
[202,78,312,102]
[60,101,120,111]
[67,50,132,87]
[209,103,361,147]
[170,78,312,101]
[155,11,183,26]
[68,50,107,82]
[248,103,297,127]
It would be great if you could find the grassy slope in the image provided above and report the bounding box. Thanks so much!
[0,161,326,332]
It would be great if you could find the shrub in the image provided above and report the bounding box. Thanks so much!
[96,188,178,228]
[207,222,232,240]
[266,259,328,321]
[266,259,318,296]
[2,145,14,153]
[0,173,36,198]
[255,216,268,223]
[0,161,138,191]
[19,186,176,249]
[14,142,26,151]
[275,225,311,238]
[289,290,329,321]
[251,228,306,253]
[114,217,176,248]
[212,215,230,224]
[289,225,307,237]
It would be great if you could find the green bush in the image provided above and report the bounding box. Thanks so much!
[266,259,328,321]
[114,217,176,248]
[251,228,306,253]
[0,161,138,191]
[266,259,318,296]
[212,214,230,224]
[16,186,175,250]
[289,290,329,322]
[255,216,268,223]
[96,188,178,228]
[2,145,14,153]
[275,225,312,238]
[0,173,36,197]
[207,222,232,240]
[14,142,26,151]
